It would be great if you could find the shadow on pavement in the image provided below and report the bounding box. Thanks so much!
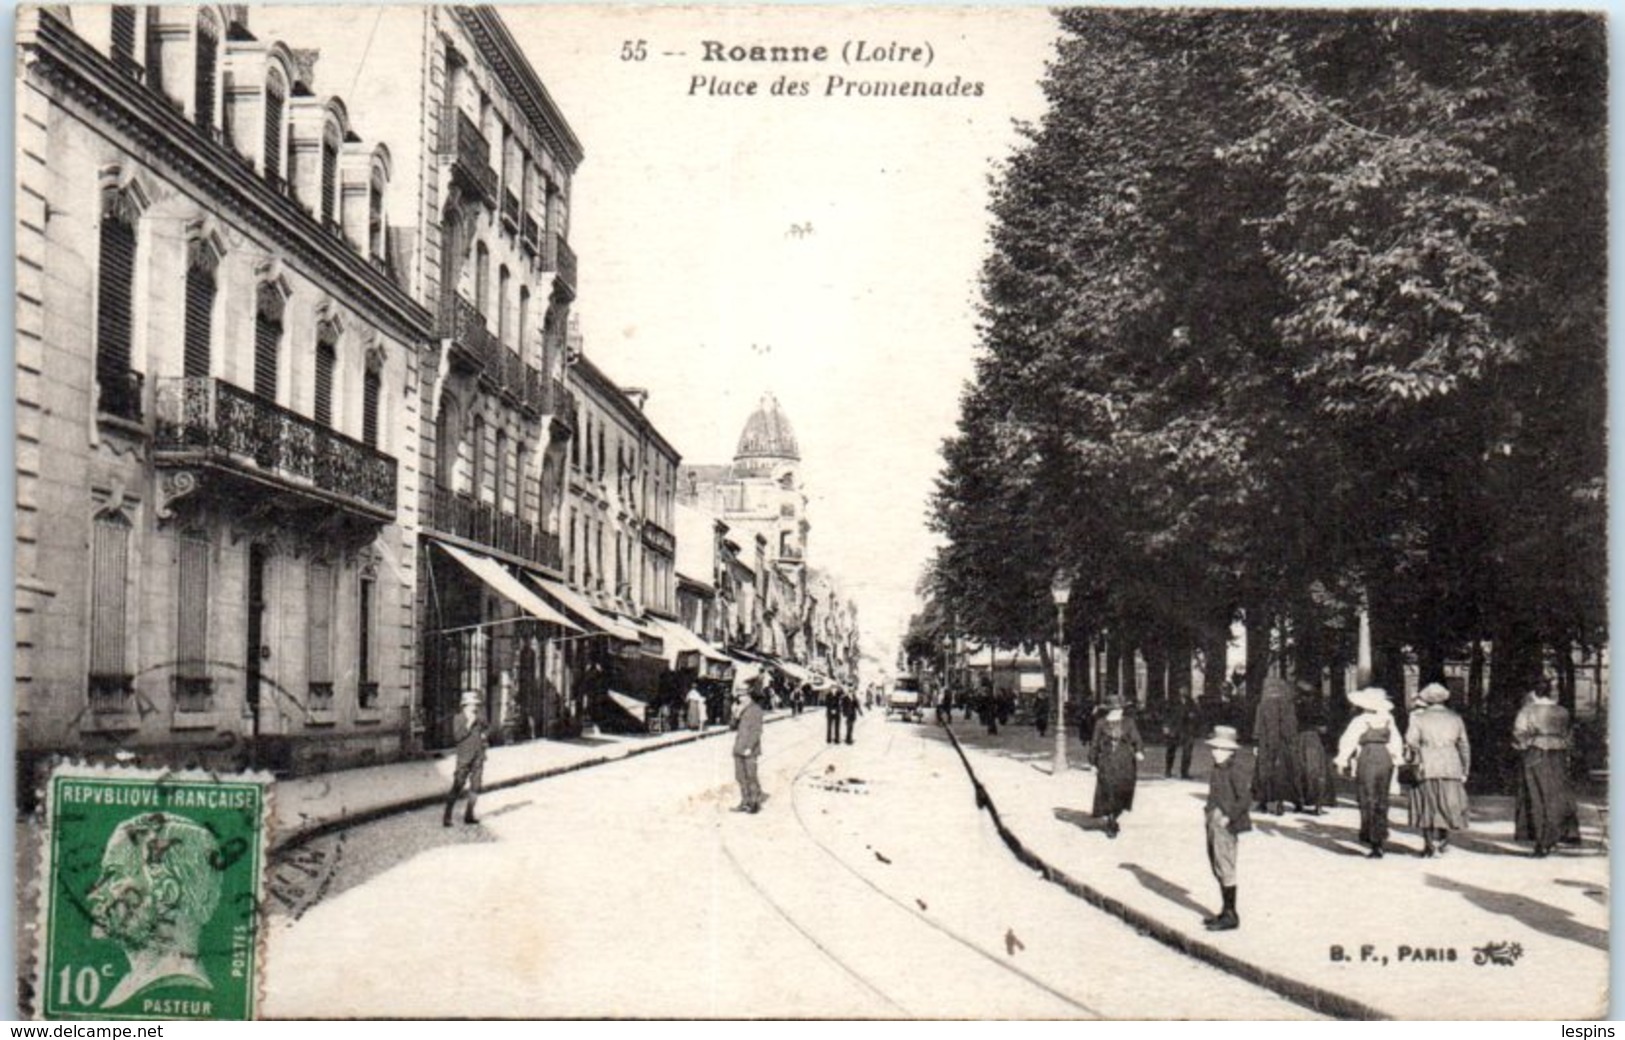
[1250,817,1371,857]
[1053,807,1112,834]
[1554,878,1608,904]
[1424,874,1610,952]
[1118,861,1212,921]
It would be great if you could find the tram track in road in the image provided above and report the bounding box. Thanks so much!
[713,719,1106,1019]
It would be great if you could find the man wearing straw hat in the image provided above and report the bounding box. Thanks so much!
[1202,725,1253,931]
[443,689,489,827]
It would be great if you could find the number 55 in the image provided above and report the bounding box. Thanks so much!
[621,39,647,61]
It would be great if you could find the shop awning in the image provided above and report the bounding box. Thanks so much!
[776,660,815,684]
[436,543,581,632]
[607,690,647,715]
[648,617,730,666]
[523,573,641,642]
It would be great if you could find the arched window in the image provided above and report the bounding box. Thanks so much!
[263,69,287,187]
[183,237,218,379]
[498,266,511,345]
[320,122,340,227]
[473,241,489,320]
[194,10,219,132]
[369,175,386,259]
[254,282,285,402]
[518,287,530,362]
[96,185,140,420]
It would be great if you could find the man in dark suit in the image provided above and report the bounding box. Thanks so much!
[444,690,488,827]
[841,689,862,744]
[1203,725,1253,931]
[826,686,843,744]
[732,684,765,813]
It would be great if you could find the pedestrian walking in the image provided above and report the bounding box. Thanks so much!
[1251,675,1300,815]
[443,690,488,827]
[731,685,765,813]
[1162,694,1198,779]
[1513,683,1578,857]
[841,689,862,743]
[1293,679,1337,814]
[825,687,842,744]
[1034,693,1050,738]
[1336,687,1403,857]
[1089,696,1143,838]
[1405,682,1471,857]
[1201,725,1252,932]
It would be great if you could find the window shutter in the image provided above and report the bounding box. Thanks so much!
[194,18,218,130]
[90,516,131,677]
[96,205,135,393]
[307,563,333,684]
[183,261,215,379]
[314,339,335,427]
[362,370,380,448]
[110,7,136,64]
[177,534,209,678]
[264,85,285,183]
[358,576,374,684]
[254,311,281,401]
[321,140,338,226]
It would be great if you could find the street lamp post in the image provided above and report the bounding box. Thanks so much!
[1051,570,1073,776]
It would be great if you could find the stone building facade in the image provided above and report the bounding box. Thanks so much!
[16,6,428,776]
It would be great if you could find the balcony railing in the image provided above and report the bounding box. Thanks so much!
[97,369,144,423]
[520,366,545,416]
[359,681,380,709]
[173,676,214,713]
[441,294,502,375]
[543,233,577,296]
[428,484,562,572]
[154,377,398,518]
[501,189,521,232]
[549,379,579,429]
[521,214,541,257]
[441,108,498,208]
[308,681,335,712]
[89,673,135,713]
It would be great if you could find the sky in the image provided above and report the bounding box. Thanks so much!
[505,6,1061,666]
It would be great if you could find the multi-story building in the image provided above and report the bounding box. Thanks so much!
[16,6,429,776]
[251,6,588,747]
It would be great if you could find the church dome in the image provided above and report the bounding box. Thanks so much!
[734,392,800,466]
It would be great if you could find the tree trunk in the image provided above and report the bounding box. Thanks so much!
[1143,634,1168,712]
[1201,626,1228,700]
[1105,637,1122,701]
[1169,630,1193,702]
[1467,640,1485,720]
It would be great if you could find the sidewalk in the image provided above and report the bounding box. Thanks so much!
[938,719,1610,1021]
[271,711,789,852]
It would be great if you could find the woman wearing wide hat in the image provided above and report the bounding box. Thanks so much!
[1513,682,1575,857]
[1335,687,1403,857]
[1405,682,1472,857]
[1089,695,1143,838]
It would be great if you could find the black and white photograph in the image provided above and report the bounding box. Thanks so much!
[10,3,1610,1021]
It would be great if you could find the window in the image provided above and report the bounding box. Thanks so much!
[90,513,132,705]
[314,336,335,427]
[362,369,381,448]
[254,283,284,401]
[474,242,489,319]
[264,73,286,186]
[96,187,138,420]
[144,8,164,95]
[183,240,217,379]
[110,6,137,67]
[358,574,378,707]
[307,562,334,708]
[566,508,576,583]
[597,425,606,481]
[436,399,460,489]
[471,415,487,502]
[194,11,219,132]
[175,532,211,710]
[518,288,530,362]
[320,126,340,227]
[369,179,385,258]
[498,265,511,345]
[494,429,509,513]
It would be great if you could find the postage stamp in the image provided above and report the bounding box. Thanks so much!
[34,765,271,1021]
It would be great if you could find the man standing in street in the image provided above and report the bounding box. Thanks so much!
[842,688,863,744]
[826,686,843,744]
[443,690,488,827]
[1202,725,1253,931]
[732,684,765,813]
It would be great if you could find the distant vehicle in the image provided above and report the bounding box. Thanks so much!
[887,676,923,722]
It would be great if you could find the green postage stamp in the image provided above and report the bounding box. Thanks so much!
[35,765,272,1020]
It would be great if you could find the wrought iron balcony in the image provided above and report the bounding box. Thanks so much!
[173,676,214,713]
[154,377,398,520]
[89,673,135,713]
[428,484,562,572]
[359,681,380,709]
[440,294,502,375]
[97,368,144,423]
[441,108,498,208]
[543,232,577,297]
[550,378,579,430]
[308,682,335,712]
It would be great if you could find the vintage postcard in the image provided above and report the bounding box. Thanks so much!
[12,3,1609,1020]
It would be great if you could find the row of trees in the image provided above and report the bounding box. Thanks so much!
[925,11,1606,756]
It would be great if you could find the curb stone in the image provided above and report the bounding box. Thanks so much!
[940,722,1389,1022]
[272,713,788,855]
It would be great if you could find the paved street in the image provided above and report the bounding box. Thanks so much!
[262,711,1311,1018]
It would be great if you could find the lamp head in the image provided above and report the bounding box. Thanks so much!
[1050,569,1074,607]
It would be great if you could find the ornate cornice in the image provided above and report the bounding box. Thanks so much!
[454,7,585,173]
[21,9,435,347]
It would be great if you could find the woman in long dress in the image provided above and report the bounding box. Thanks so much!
[1293,681,1337,815]
[1513,684,1576,857]
[1252,676,1301,815]
[1336,687,1403,858]
[1405,682,1472,857]
[1090,696,1144,838]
